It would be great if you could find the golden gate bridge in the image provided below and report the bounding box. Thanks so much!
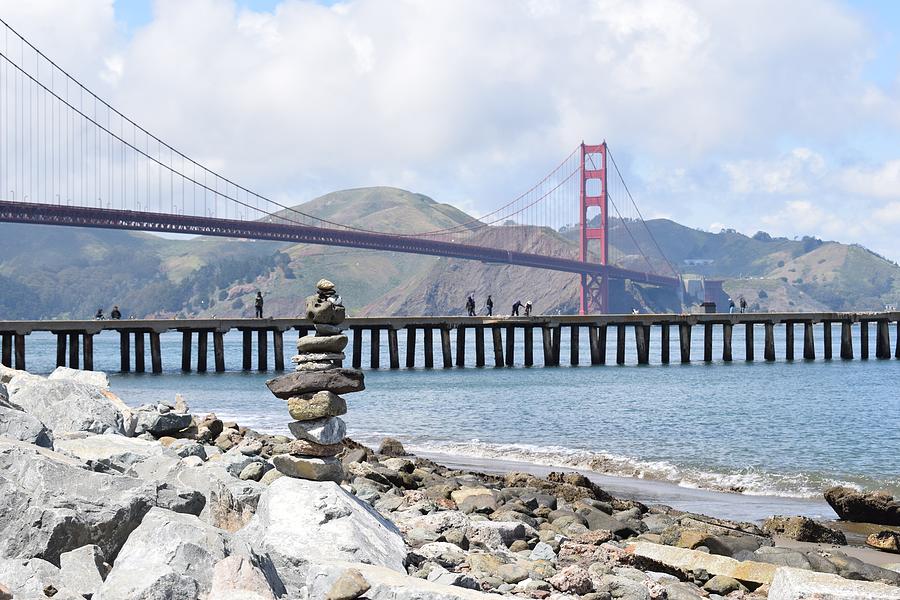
[0,17,680,314]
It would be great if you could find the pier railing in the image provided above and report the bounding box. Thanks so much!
[0,312,896,373]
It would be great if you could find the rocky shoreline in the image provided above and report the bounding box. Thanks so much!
[0,365,898,598]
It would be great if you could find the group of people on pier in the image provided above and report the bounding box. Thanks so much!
[465,295,533,317]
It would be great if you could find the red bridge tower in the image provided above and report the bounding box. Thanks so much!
[579,142,609,314]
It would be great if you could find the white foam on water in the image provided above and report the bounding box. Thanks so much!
[347,431,893,499]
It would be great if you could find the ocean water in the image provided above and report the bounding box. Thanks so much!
[18,323,900,500]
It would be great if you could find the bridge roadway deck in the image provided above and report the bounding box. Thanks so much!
[0,201,679,287]
[0,312,896,373]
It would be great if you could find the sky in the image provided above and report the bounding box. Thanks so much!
[3,0,900,259]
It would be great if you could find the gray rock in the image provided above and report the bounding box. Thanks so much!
[529,541,557,562]
[287,391,348,421]
[763,515,847,545]
[272,454,344,481]
[208,555,278,600]
[94,508,228,599]
[134,410,192,436]
[427,566,480,590]
[466,521,532,551]
[308,561,498,599]
[0,405,53,448]
[10,379,125,435]
[0,439,156,565]
[48,366,110,389]
[824,550,900,585]
[297,334,349,354]
[171,439,208,460]
[378,437,408,457]
[0,557,78,599]
[266,369,365,398]
[769,566,900,599]
[825,486,900,525]
[293,352,345,363]
[288,416,346,445]
[54,433,164,472]
[417,542,467,569]
[59,545,108,598]
[703,574,744,594]
[240,462,267,481]
[236,478,407,596]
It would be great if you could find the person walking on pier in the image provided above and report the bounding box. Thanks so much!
[111,306,121,320]
[255,291,264,318]
[485,295,494,316]
[466,295,476,316]
[511,300,523,316]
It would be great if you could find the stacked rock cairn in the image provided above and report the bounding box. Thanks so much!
[264,279,365,482]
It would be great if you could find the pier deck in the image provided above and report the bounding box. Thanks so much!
[0,312,896,372]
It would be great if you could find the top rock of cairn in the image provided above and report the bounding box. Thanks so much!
[305,280,345,326]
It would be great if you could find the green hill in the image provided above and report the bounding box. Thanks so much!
[0,188,895,318]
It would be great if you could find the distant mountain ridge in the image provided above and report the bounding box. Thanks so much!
[0,186,896,318]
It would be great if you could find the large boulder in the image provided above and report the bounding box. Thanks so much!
[769,566,900,599]
[825,486,900,525]
[0,439,156,565]
[0,557,83,599]
[54,433,165,472]
[48,366,110,389]
[10,379,125,435]
[0,405,53,448]
[133,406,193,436]
[94,508,228,600]
[237,477,407,596]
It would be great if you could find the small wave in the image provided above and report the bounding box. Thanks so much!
[347,433,893,499]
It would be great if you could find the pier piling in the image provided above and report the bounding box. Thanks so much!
[703,323,713,363]
[370,328,381,369]
[424,328,434,368]
[679,323,691,363]
[214,331,225,372]
[722,323,733,362]
[150,332,162,374]
[803,322,815,360]
[181,331,192,372]
[352,328,363,369]
[119,331,130,372]
[823,322,832,360]
[616,324,626,365]
[388,328,400,369]
[785,322,795,361]
[257,329,268,372]
[764,322,775,362]
[745,323,754,361]
[134,332,145,373]
[441,328,452,368]
[491,327,504,367]
[841,321,854,359]
[68,333,79,369]
[524,327,534,367]
[242,330,252,371]
[197,330,208,373]
[660,324,670,364]
[505,326,516,367]
[860,321,869,360]
[475,326,485,367]
[273,329,285,371]
[570,325,579,366]
[81,334,92,371]
[455,327,466,367]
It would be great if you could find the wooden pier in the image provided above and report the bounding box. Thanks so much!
[0,312,897,373]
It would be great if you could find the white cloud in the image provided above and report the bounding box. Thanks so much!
[724,148,826,195]
[3,0,900,259]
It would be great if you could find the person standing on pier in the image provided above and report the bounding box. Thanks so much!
[95,308,104,320]
[511,300,523,316]
[525,301,533,316]
[111,306,121,320]
[728,298,735,314]
[739,297,747,313]
[255,291,264,318]
[485,295,494,316]
[466,295,476,316]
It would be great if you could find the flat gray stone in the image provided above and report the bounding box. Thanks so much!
[288,416,346,445]
[267,369,364,398]
[272,454,344,482]
[769,566,900,599]
[0,405,53,448]
[298,334,349,354]
[10,379,125,435]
